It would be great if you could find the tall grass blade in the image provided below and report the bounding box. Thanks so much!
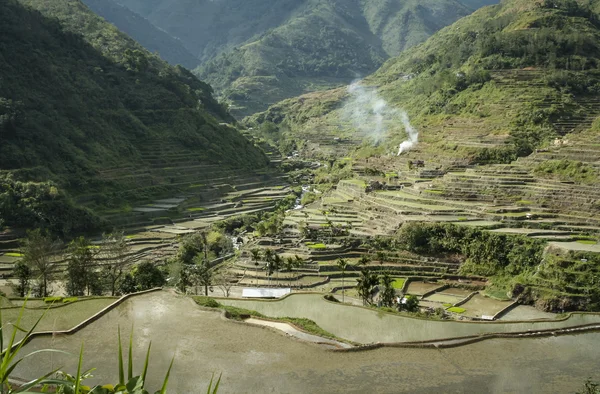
[118,326,124,386]
[141,341,151,386]
[158,357,174,394]
[128,326,133,381]
[74,344,84,394]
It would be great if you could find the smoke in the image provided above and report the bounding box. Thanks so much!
[343,81,418,154]
[397,111,418,155]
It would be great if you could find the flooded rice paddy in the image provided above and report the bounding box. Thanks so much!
[220,294,600,344]
[13,291,600,393]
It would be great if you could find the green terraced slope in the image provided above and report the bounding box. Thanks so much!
[0,0,268,236]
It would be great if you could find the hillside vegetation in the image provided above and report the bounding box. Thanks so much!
[81,0,199,68]
[243,0,600,311]
[251,0,600,163]
[113,0,496,117]
[0,0,267,236]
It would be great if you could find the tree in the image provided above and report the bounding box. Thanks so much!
[250,248,261,285]
[12,260,31,297]
[98,231,132,296]
[337,258,348,302]
[21,229,60,297]
[285,257,295,286]
[132,262,165,291]
[379,273,396,308]
[272,254,283,285]
[376,251,386,266]
[215,270,234,297]
[119,273,137,294]
[403,295,420,312]
[358,255,370,267]
[193,255,213,296]
[263,249,275,284]
[356,268,378,305]
[65,237,95,296]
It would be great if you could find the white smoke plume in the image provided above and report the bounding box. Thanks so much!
[343,81,418,153]
[397,111,419,155]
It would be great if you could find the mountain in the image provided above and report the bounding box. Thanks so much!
[0,0,268,236]
[250,0,600,163]
[113,0,498,117]
[80,0,199,69]
[247,0,600,310]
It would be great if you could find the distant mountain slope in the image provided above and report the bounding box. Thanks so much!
[80,0,199,68]
[249,0,600,163]
[114,0,496,118]
[0,0,267,235]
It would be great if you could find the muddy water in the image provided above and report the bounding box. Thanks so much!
[14,291,600,393]
[220,294,600,343]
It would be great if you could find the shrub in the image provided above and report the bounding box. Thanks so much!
[324,294,339,302]
[194,296,221,308]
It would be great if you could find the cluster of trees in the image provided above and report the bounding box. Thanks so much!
[249,248,306,285]
[169,231,235,296]
[338,256,419,313]
[0,176,101,237]
[397,222,545,277]
[13,229,165,298]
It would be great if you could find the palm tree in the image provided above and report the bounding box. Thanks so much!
[263,249,275,285]
[358,255,370,267]
[250,248,261,286]
[285,257,295,286]
[272,254,283,286]
[337,258,348,303]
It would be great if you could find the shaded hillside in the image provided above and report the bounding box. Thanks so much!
[81,0,199,69]
[0,0,268,236]
[113,0,493,118]
[196,0,478,117]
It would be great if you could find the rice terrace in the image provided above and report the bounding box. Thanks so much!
[2,0,600,392]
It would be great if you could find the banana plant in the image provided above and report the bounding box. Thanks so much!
[0,299,67,394]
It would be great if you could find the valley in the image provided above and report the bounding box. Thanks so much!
[1,0,600,392]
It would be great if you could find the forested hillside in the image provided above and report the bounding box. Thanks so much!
[81,0,199,68]
[113,0,498,117]
[0,0,267,236]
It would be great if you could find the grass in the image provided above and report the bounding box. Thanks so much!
[446,306,466,314]
[576,240,597,245]
[187,207,206,212]
[307,243,327,249]
[392,278,406,289]
[192,296,348,343]
[4,253,23,257]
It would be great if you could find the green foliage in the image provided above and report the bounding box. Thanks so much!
[131,262,166,291]
[356,268,378,306]
[402,295,420,313]
[80,0,199,69]
[188,0,474,116]
[0,0,267,233]
[63,297,78,303]
[193,296,221,309]
[534,159,599,183]
[397,222,545,277]
[379,273,396,308]
[447,306,466,313]
[43,296,63,303]
[12,261,31,298]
